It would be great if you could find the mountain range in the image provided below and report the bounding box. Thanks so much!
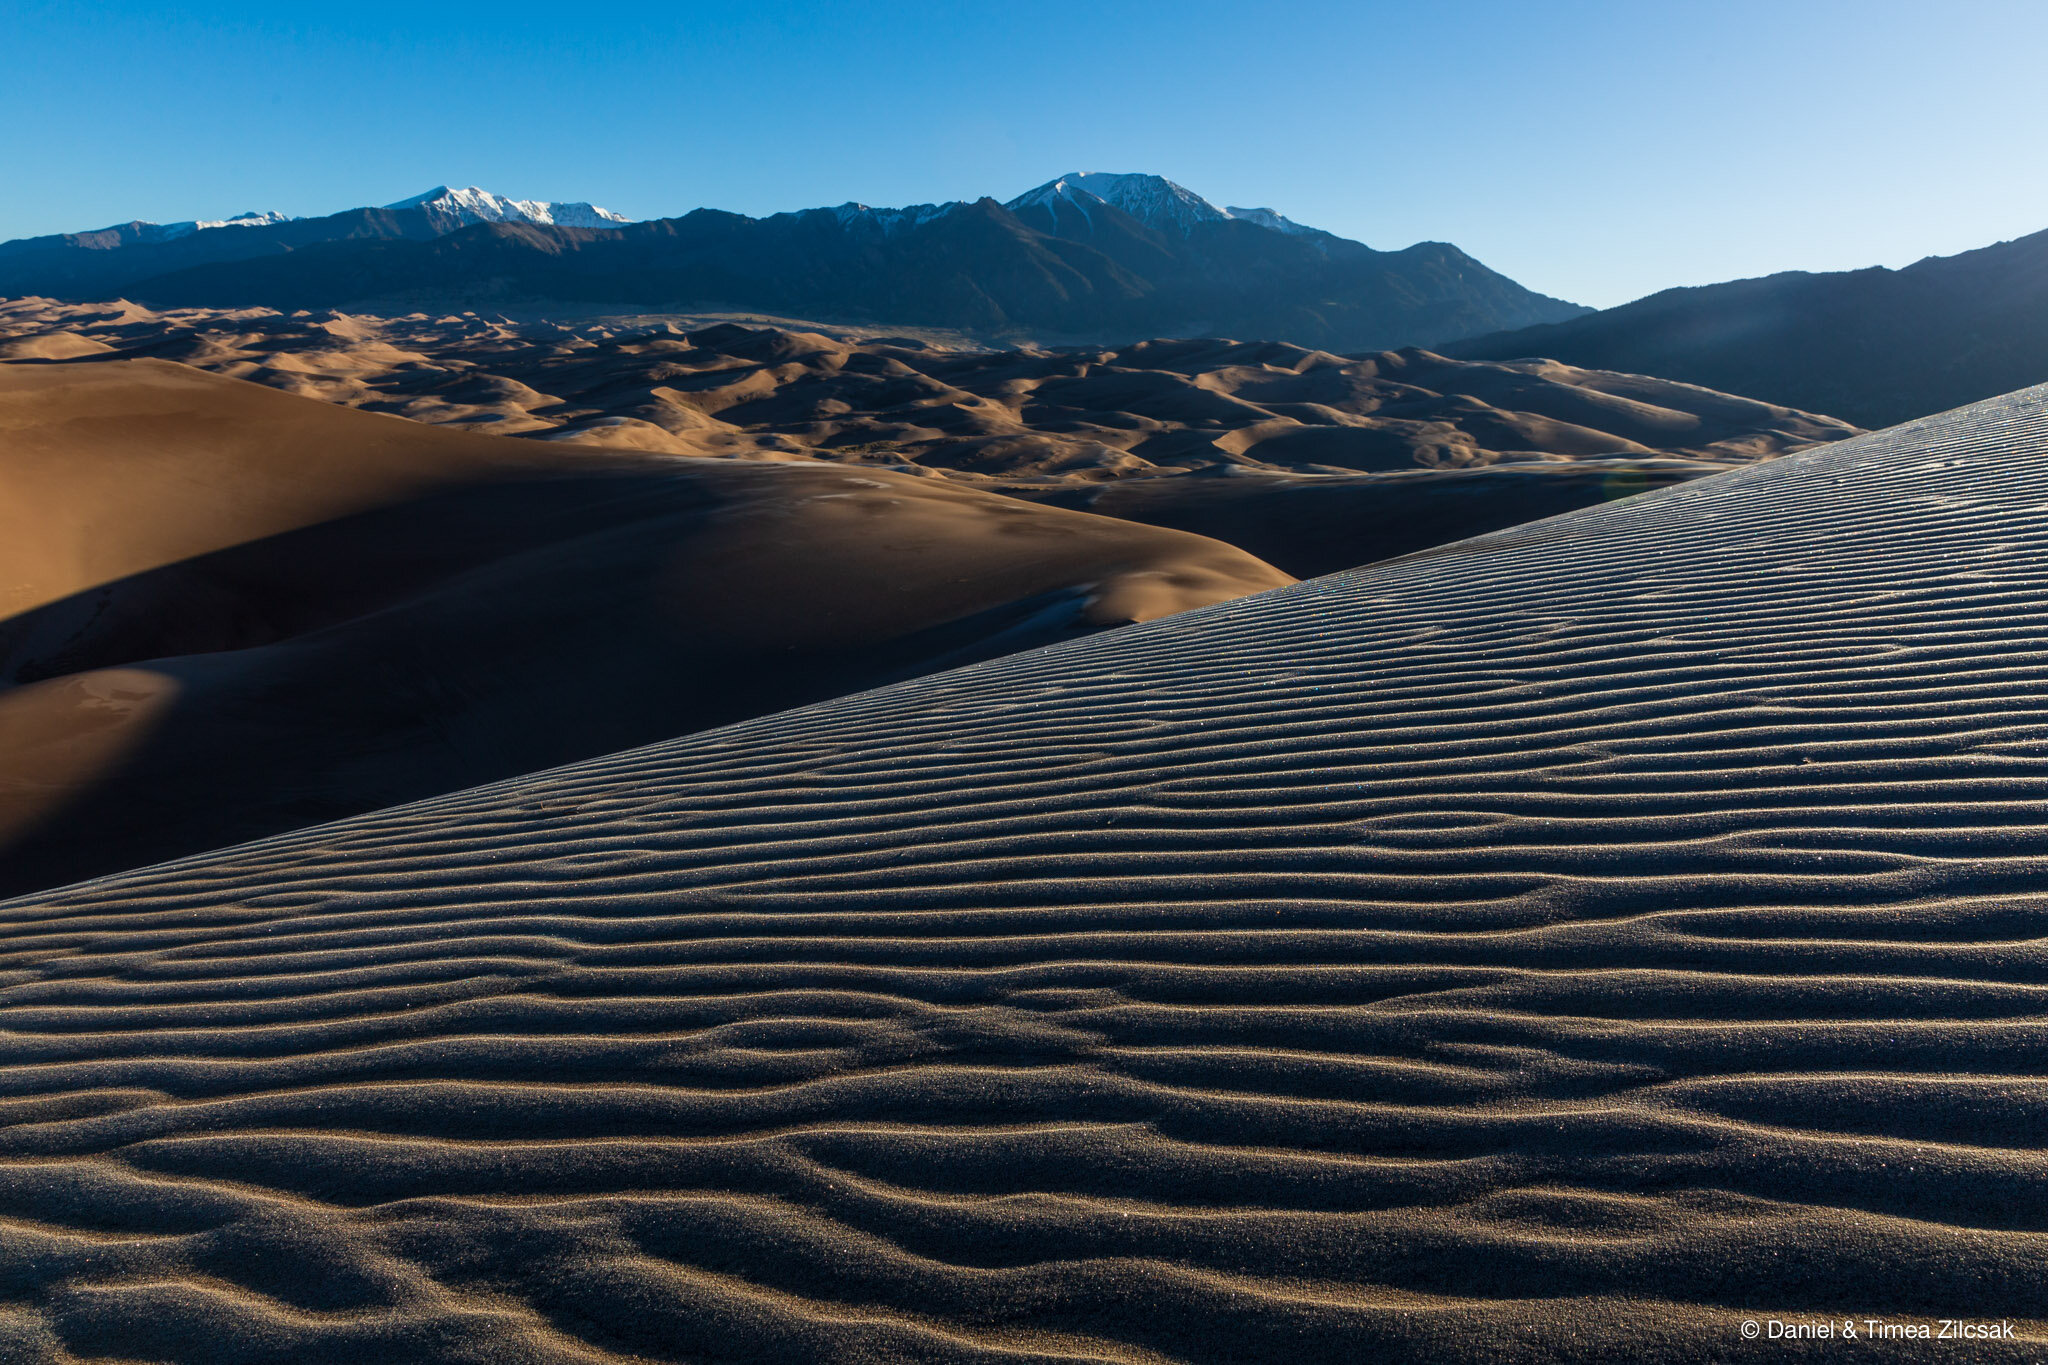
[1451,226,2048,428]
[0,173,1588,351]
[383,186,631,231]
[0,186,630,300]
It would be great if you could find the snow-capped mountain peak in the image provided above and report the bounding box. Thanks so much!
[1003,173,1333,240]
[385,186,631,229]
[1004,172,1234,236]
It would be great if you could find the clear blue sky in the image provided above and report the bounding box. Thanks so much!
[7,0,2047,308]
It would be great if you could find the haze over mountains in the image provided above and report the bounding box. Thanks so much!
[0,173,1588,351]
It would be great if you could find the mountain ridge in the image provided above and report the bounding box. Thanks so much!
[15,172,1313,249]
[384,185,631,231]
[1449,224,2048,427]
[0,174,1588,352]
[1003,172,1330,241]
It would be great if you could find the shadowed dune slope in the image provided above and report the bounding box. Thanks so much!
[1009,462,1703,580]
[5,385,2048,1361]
[0,360,1289,897]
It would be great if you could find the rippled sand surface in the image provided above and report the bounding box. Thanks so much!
[3,386,2046,1361]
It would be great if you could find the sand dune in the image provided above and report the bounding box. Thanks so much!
[2,383,2045,1361]
[0,299,1858,577]
[0,299,1853,472]
[0,359,1288,897]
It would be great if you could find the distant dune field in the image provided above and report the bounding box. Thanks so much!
[3,383,2045,1361]
[0,297,1860,578]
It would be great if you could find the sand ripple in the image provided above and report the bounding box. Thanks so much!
[6,389,2048,1359]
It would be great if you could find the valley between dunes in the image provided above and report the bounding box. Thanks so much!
[4,301,2045,1363]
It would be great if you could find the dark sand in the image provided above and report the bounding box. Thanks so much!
[1,384,2044,1360]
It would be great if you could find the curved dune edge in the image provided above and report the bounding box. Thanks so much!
[0,359,1291,897]
[7,387,2048,1360]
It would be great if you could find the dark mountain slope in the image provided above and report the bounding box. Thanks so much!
[1451,226,2048,428]
[133,200,1161,334]
[1009,188,1583,349]
[0,207,444,301]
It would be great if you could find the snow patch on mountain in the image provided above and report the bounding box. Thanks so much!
[828,201,965,235]
[74,210,295,245]
[1222,206,1322,237]
[386,186,631,229]
[187,210,293,234]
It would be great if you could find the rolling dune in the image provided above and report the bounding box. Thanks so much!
[0,299,1859,577]
[4,383,2048,1361]
[0,300,1855,475]
[0,359,1288,897]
